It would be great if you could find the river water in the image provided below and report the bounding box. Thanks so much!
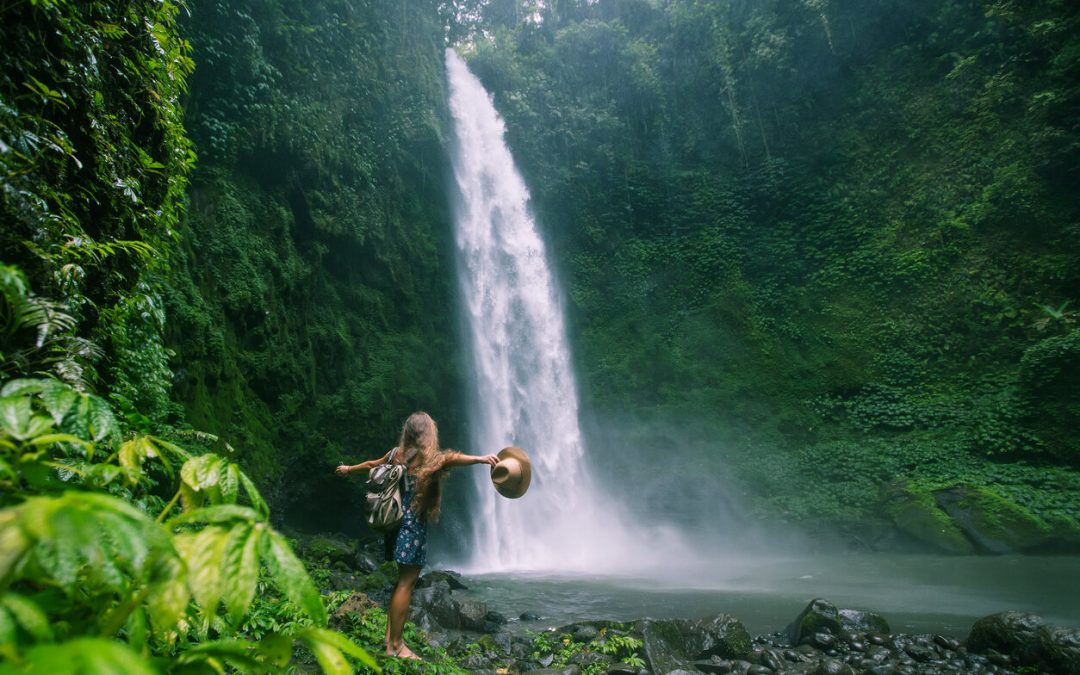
[441,554,1080,638]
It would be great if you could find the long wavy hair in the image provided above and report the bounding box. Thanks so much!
[397,412,451,521]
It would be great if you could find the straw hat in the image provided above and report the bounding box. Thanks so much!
[490,447,531,499]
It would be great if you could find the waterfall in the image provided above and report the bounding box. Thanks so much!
[445,49,690,573]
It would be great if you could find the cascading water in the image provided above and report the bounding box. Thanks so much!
[445,49,691,573]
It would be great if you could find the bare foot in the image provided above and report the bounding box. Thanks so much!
[387,644,422,660]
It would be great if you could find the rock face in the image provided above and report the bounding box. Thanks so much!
[880,482,977,554]
[933,486,1052,553]
[639,614,752,673]
[967,611,1080,674]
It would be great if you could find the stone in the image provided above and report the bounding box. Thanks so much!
[799,632,837,650]
[639,615,751,674]
[329,591,376,625]
[880,482,976,554]
[417,569,469,590]
[838,608,891,635]
[570,624,601,643]
[786,598,842,645]
[811,658,855,675]
[605,664,644,675]
[521,612,543,621]
[1036,623,1080,675]
[933,486,1052,553]
[967,611,1044,657]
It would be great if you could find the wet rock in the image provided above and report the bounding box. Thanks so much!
[755,648,785,671]
[639,615,751,674]
[904,642,935,662]
[605,664,646,675]
[745,665,772,675]
[1036,624,1080,675]
[811,658,855,675]
[569,650,610,668]
[800,631,837,650]
[521,611,543,621]
[786,598,842,644]
[691,656,733,674]
[933,634,959,652]
[570,624,601,643]
[838,608,891,635]
[967,611,1044,657]
[417,569,468,590]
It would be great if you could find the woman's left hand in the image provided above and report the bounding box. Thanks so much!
[334,464,351,475]
[478,454,499,466]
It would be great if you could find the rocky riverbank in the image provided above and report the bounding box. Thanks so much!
[296,534,1080,674]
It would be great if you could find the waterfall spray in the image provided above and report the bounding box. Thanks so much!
[445,49,691,573]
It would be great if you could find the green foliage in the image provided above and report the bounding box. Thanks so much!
[462,0,1080,531]
[528,627,645,674]
[0,375,378,673]
[165,0,466,525]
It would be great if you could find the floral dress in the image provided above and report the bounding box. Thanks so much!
[384,473,427,567]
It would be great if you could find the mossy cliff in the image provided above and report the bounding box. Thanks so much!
[165,0,464,529]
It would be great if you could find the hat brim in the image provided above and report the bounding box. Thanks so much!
[492,446,531,499]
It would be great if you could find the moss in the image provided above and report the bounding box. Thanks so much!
[881,482,976,554]
[935,485,1052,552]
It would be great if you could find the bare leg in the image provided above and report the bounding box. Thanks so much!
[386,563,422,659]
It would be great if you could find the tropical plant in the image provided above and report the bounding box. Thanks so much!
[0,374,379,673]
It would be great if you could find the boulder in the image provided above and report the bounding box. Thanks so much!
[639,615,751,674]
[409,579,493,631]
[838,608,891,635]
[1036,623,1080,675]
[933,486,1052,553]
[880,482,975,554]
[967,610,1044,657]
[786,598,842,645]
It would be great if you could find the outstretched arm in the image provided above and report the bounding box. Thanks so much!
[335,449,393,475]
[442,451,498,468]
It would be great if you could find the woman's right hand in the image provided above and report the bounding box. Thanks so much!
[334,464,351,475]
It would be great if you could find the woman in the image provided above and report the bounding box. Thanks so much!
[335,412,497,660]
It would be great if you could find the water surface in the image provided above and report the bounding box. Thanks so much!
[450,554,1080,638]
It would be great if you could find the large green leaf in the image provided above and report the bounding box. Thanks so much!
[0,593,52,642]
[1,492,185,635]
[173,525,229,619]
[295,627,381,675]
[265,531,326,626]
[0,637,158,675]
[220,522,261,624]
[180,453,224,493]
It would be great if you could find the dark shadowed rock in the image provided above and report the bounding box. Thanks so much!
[786,598,842,644]
[417,569,468,590]
[639,615,751,674]
[812,659,856,675]
[1036,623,1080,675]
[967,610,1044,656]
